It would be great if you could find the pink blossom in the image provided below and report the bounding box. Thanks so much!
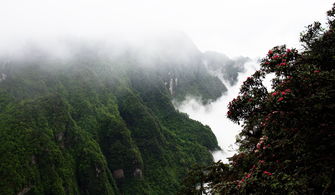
[281,92,286,95]
[268,50,273,55]
[263,171,272,176]
[272,55,279,60]
[286,49,291,53]
[277,97,284,102]
[272,92,278,96]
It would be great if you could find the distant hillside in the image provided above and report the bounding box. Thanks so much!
[203,51,249,86]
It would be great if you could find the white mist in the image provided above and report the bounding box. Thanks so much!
[177,59,259,163]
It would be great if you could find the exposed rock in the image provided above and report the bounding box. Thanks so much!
[55,132,65,148]
[169,78,173,95]
[0,73,7,82]
[17,186,31,195]
[113,169,124,179]
[96,167,101,177]
[133,168,143,178]
[56,132,64,141]
[31,155,36,165]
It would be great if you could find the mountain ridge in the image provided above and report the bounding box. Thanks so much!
[0,34,247,194]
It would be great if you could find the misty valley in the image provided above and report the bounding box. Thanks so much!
[1,2,335,195]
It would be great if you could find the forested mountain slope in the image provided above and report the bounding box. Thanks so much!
[0,34,244,194]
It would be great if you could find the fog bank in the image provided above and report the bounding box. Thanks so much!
[1,0,333,58]
[176,59,260,162]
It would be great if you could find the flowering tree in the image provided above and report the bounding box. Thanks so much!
[180,4,335,194]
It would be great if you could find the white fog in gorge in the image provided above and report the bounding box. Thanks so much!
[176,60,260,162]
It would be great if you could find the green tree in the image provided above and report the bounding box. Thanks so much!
[181,3,335,194]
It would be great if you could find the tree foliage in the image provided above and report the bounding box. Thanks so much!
[181,4,335,194]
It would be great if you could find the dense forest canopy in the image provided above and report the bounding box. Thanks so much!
[0,34,247,194]
[180,3,335,195]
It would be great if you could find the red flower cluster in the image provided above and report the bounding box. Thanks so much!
[277,97,284,102]
[236,166,258,187]
[255,136,269,153]
[272,55,280,60]
[263,171,272,176]
[271,89,291,103]
[262,47,297,71]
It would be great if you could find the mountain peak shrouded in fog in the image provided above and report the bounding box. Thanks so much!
[0,32,199,66]
[202,51,250,86]
[0,32,249,104]
[1,0,332,58]
[0,31,224,195]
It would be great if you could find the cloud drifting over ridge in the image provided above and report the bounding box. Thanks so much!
[1,0,333,162]
[176,59,260,162]
[0,0,333,58]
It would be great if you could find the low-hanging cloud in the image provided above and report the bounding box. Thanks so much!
[203,51,250,86]
[176,59,260,162]
[0,0,333,58]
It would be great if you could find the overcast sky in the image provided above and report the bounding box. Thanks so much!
[1,0,334,58]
